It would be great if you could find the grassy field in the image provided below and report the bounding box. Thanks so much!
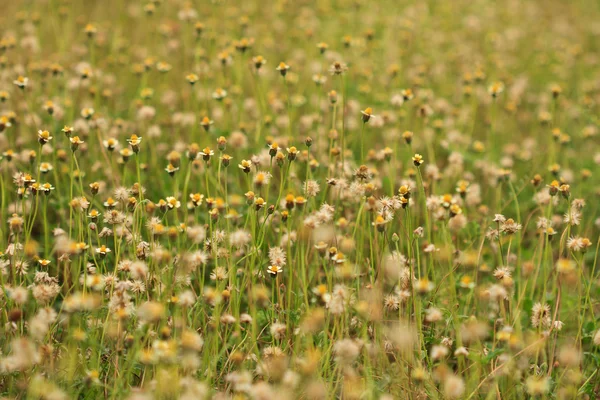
[1,0,600,398]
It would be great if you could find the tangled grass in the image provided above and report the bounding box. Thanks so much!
[1,0,600,398]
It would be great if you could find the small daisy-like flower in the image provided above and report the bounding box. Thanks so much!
[200,116,214,131]
[166,196,181,209]
[556,258,576,274]
[328,90,338,104]
[140,88,154,100]
[212,88,227,101]
[40,183,55,194]
[13,75,29,88]
[551,128,562,141]
[401,88,414,101]
[75,242,90,253]
[558,133,570,145]
[372,214,389,232]
[120,148,133,161]
[456,180,470,197]
[449,204,462,217]
[396,196,408,209]
[580,237,593,251]
[127,134,142,146]
[199,147,214,161]
[459,276,475,289]
[0,115,11,132]
[38,259,51,267]
[155,199,168,212]
[268,142,281,157]
[382,146,393,161]
[95,245,111,256]
[89,182,100,195]
[84,23,97,37]
[267,265,282,275]
[22,173,36,187]
[186,73,199,84]
[273,151,284,166]
[276,62,290,76]
[70,136,84,151]
[127,134,142,153]
[331,252,346,264]
[312,73,327,85]
[217,50,232,65]
[208,207,219,221]
[43,100,55,115]
[103,138,118,151]
[38,130,53,145]
[30,182,42,195]
[558,184,570,198]
[316,42,329,53]
[401,131,413,145]
[217,136,227,151]
[295,196,307,207]
[194,22,204,35]
[220,154,232,167]
[187,143,200,160]
[157,62,172,73]
[254,197,266,211]
[126,197,137,212]
[103,197,118,208]
[488,81,504,98]
[190,193,204,207]
[254,171,272,187]
[415,278,434,294]
[548,163,560,176]
[81,107,95,119]
[88,209,101,220]
[412,153,424,167]
[283,194,296,210]
[80,66,93,79]
[39,162,53,173]
[252,55,267,70]
[497,168,512,181]
[329,61,348,75]
[165,163,179,176]
[62,125,73,138]
[238,159,252,173]
[28,150,36,164]
[361,107,374,123]
[86,369,101,384]
[234,37,254,52]
[8,214,25,233]
[286,146,299,161]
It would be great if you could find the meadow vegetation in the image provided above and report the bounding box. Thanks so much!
[0,0,600,398]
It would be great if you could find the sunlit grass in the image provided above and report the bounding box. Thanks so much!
[0,0,599,398]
